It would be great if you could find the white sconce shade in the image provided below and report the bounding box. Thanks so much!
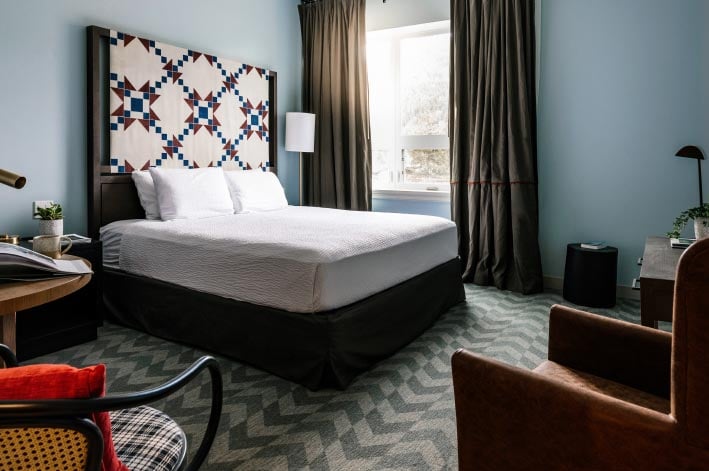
[285,112,316,153]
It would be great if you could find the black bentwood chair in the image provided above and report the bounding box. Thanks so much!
[0,344,223,471]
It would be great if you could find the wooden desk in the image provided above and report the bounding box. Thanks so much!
[0,256,91,352]
[639,237,683,328]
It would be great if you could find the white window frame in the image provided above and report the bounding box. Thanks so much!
[368,21,451,200]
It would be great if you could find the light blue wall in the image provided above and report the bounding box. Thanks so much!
[0,0,302,236]
[704,1,709,143]
[538,0,709,286]
[372,198,450,218]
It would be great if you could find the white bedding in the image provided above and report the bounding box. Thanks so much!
[100,206,458,313]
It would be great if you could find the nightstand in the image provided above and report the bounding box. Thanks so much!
[15,239,103,361]
[562,243,618,308]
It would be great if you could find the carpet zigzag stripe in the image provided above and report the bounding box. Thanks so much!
[31,285,641,470]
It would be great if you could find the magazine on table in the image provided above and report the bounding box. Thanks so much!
[670,238,695,249]
[580,241,607,250]
[0,242,93,281]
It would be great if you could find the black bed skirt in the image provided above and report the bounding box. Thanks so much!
[103,258,465,390]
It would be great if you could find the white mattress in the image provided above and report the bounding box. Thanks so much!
[100,206,458,313]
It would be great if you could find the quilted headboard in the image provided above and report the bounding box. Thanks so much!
[87,26,278,237]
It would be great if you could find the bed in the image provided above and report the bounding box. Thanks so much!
[87,26,465,389]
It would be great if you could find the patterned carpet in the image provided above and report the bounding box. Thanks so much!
[29,285,642,470]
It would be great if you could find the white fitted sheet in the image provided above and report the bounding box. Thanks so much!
[100,206,458,313]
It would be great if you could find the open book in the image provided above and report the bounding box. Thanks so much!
[0,242,93,281]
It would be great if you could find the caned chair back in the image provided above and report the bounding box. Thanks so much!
[0,419,103,471]
[0,346,222,471]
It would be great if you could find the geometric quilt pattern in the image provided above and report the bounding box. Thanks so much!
[109,30,271,173]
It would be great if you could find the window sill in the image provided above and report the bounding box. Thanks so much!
[372,188,451,202]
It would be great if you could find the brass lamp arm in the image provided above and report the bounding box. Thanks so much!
[0,169,26,189]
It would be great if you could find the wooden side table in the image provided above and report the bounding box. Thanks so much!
[0,256,91,354]
[17,240,102,360]
[639,236,682,328]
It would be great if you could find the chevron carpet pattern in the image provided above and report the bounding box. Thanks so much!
[29,285,643,470]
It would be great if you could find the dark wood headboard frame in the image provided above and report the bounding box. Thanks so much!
[86,25,278,239]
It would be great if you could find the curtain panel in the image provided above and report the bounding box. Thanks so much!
[450,0,543,294]
[298,0,372,210]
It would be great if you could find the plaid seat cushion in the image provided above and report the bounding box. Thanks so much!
[110,406,186,471]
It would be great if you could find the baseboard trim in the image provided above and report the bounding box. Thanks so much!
[543,276,640,301]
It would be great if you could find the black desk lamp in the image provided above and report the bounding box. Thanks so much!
[676,145,705,206]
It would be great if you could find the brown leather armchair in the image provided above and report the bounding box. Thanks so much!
[452,238,709,471]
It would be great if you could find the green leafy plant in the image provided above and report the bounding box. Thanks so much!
[37,203,63,220]
[667,203,709,238]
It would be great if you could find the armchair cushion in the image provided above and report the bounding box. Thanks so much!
[534,361,670,414]
[0,364,128,471]
[548,305,671,398]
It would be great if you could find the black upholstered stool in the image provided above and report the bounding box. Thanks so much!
[563,244,618,308]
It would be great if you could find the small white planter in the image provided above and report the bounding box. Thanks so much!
[38,219,63,236]
[695,217,709,240]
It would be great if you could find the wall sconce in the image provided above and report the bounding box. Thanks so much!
[0,169,26,189]
[0,168,25,244]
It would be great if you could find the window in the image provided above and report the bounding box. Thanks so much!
[367,21,450,198]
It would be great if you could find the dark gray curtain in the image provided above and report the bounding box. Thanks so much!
[450,0,543,294]
[298,0,372,210]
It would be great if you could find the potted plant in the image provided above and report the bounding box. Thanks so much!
[668,203,709,240]
[37,203,64,236]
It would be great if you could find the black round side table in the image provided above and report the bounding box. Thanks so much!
[563,244,618,308]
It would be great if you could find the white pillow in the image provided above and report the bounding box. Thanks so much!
[223,170,288,213]
[149,167,234,220]
[131,171,161,220]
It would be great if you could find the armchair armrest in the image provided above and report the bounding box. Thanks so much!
[0,355,222,471]
[547,305,671,398]
[0,344,18,367]
[451,349,677,471]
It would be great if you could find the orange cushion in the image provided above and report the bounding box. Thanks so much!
[0,364,128,471]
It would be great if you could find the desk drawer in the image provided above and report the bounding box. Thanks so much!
[640,278,674,325]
